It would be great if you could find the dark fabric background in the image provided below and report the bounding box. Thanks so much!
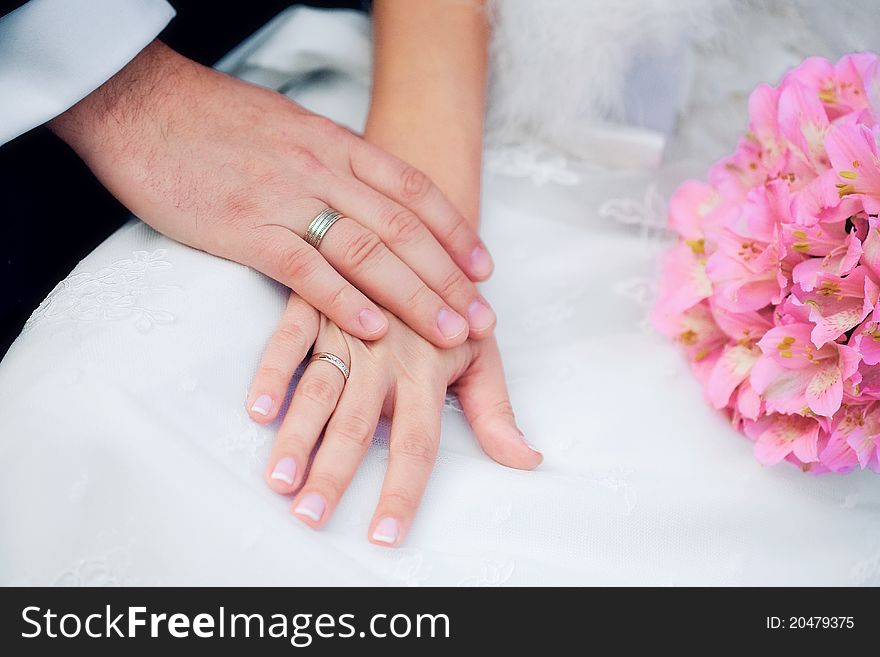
[0,1,364,357]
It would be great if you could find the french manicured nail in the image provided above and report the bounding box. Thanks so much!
[270,457,297,486]
[467,300,496,332]
[511,428,540,453]
[371,517,400,545]
[250,394,273,416]
[470,246,493,278]
[358,308,386,335]
[437,307,468,339]
[294,492,326,522]
[522,435,541,453]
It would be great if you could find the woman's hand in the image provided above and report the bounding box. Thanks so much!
[48,40,496,348]
[248,293,540,546]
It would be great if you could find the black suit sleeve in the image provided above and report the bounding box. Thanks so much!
[0,1,28,18]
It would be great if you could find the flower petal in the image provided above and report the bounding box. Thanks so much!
[707,344,761,409]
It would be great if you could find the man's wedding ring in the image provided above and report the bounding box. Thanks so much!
[304,208,343,249]
[309,351,350,381]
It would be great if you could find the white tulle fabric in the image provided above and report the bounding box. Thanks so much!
[2,2,880,586]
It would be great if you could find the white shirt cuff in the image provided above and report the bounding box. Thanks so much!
[0,0,176,145]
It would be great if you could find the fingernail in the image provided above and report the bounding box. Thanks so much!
[522,435,541,454]
[250,394,273,416]
[371,517,400,545]
[467,300,496,332]
[358,308,386,335]
[437,307,468,340]
[470,246,493,278]
[294,492,326,522]
[270,457,297,486]
[511,428,540,453]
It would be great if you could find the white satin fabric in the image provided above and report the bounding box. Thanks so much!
[1,4,879,586]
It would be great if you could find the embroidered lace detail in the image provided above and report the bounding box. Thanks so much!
[51,530,140,587]
[23,249,177,334]
[851,548,880,586]
[390,549,433,587]
[599,183,669,235]
[458,558,516,587]
[485,144,581,186]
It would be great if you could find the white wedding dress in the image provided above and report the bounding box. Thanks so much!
[2,0,880,586]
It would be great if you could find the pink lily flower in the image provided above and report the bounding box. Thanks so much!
[735,380,763,421]
[825,122,880,215]
[709,301,773,344]
[789,267,878,347]
[784,54,877,120]
[849,315,880,367]
[709,84,788,200]
[705,209,788,313]
[667,179,719,241]
[652,301,726,365]
[751,323,861,417]
[743,412,822,466]
[791,168,864,225]
[655,242,713,317]
[778,78,831,173]
[788,223,862,291]
[821,402,880,471]
[706,343,761,410]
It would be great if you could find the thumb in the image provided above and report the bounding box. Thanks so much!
[454,339,542,470]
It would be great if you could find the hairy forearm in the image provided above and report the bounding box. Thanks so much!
[48,41,185,159]
[366,0,490,226]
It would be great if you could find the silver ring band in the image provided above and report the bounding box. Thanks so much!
[309,351,350,381]
[304,208,343,249]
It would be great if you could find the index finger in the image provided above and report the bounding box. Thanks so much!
[348,140,494,281]
[246,225,389,342]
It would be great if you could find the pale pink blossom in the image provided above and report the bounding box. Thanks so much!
[825,122,880,214]
[743,413,822,466]
[751,323,861,418]
[657,53,880,474]
[788,267,878,347]
[820,402,880,471]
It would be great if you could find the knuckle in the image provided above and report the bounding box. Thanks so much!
[309,115,340,137]
[395,433,437,465]
[274,322,309,352]
[382,487,418,512]
[345,231,386,271]
[299,375,339,407]
[326,283,349,312]
[489,398,516,419]
[276,429,309,451]
[398,166,432,203]
[257,364,291,385]
[402,283,430,310]
[279,245,320,282]
[437,267,470,300]
[383,208,423,248]
[472,399,516,426]
[307,471,344,498]
[333,414,375,448]
[288,145,329,175]
[445,214,471,245]
[219,189,262,223]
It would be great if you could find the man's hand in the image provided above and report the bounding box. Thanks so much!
[48,41,496,347]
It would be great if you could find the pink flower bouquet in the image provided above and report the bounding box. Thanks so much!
[654,53,880,474]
